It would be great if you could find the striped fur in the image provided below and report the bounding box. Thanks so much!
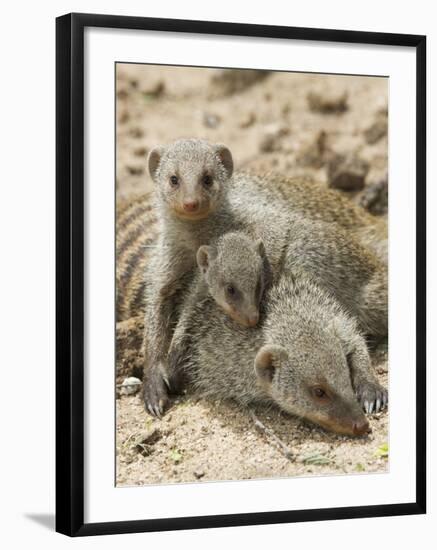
[116,193,158,321]
[116,174,387,321]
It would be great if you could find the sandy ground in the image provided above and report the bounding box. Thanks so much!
[115,64,389,486]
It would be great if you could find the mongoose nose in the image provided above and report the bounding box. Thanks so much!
[247,313,260,327]
[183,200,199,212]
[353,418,370,436]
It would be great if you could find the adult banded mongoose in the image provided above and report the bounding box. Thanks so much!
[247,171,388,263]
[116,184,386,322]
[130,139,387,416]
[116,191,158,321]
[169,270,387,436]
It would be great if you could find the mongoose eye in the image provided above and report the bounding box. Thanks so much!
[312,387,328,399]
[202,174,213,188]
[226,284,236,297]
[169,175,179,187]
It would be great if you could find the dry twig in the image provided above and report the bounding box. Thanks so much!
[249,410,294,461]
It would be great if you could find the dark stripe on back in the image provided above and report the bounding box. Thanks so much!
[117,238,154,319]
[117,219,148,260]
[117,202,152,237]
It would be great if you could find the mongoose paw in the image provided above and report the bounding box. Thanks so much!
[355,380,388,414]
[143,367,170,418]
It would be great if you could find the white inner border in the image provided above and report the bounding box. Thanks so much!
[84,27,416,524]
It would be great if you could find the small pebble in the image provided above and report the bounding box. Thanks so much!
[203,112,221,128]
[120,377,142,396]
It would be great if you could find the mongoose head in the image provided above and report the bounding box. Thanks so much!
[254,339,370,437]
[148,139,233,221]
[197,233,266,328]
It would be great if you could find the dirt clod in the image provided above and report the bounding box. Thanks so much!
[259,124,289,152]
[210,69,271,97]
[328,154,369,191]
[364,116,388,145]
[360,175,388,215]
[307,91,348,114]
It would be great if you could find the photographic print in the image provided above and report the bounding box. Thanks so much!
[115,64,389,487]
[56,13,425,535]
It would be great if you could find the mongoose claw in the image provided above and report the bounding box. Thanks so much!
[147,404,159,418]
[143,367,170,417]
[355,380,388,415]
[162,374,171,390]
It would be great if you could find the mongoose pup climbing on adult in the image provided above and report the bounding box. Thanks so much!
[169,270,387,436]
[196,232,267,328]
[167,232,268,373]
[139,138,387,416]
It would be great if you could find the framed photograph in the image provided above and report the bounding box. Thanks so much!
[56,13,426,536]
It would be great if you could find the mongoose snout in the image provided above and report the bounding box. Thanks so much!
[182,199,200,213]
[304,413,370,437]
[353,417,370,436]
[224,303,260,328]
[244,309,260,328]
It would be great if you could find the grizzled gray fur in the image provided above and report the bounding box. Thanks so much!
[142,138,387,417]
[169,270,387,436]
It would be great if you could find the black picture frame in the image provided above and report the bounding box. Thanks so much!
[56,12,426,537]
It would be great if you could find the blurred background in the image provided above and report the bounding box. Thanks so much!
[116,64,388,218]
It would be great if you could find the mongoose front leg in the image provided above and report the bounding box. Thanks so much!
[142,291,175,417]
[167,284,205,378]
[347,336,388,414]
[142,249,196,416]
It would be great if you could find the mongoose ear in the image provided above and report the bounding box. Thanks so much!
[196,245,216,274]
[148,146,164,181]
[255,239,266,258]
[254,345,286,385]
[214,144,233,178]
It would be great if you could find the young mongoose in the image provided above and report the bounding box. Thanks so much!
[133,139,387,416]
[142,139,238,417]
[169,270,387,436]
[196,232,267,328]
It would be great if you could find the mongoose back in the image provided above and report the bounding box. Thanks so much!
[116,192,158,321]
[243,171,388,263]
[169,270,387,436]
[116,156,386,322]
